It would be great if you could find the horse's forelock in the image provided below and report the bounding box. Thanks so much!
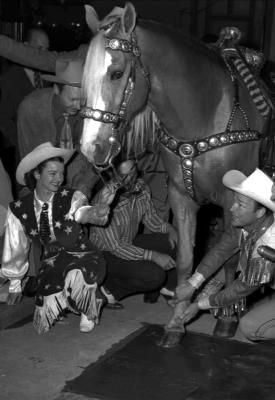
[82,31,109,108]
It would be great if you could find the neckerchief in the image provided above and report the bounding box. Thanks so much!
[238,213,274,274]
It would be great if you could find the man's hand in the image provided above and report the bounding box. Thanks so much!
[179,302,200,324]
[167,225,178,249]
[6,292,22,306]
[151,251,176,270]
[93,182,118,206]
[75,204,110,225]
[176,281,196,301]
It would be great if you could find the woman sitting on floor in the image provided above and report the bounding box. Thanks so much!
[0,142,112,334]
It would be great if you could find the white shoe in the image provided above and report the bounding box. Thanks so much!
[80,313,95,333]
[160,287,175,298]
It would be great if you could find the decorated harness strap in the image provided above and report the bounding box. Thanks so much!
[232,58,271,117]
[215,27,273,119]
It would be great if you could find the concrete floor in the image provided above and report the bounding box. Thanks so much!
[0,293,248,400]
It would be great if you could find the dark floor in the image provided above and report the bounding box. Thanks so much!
[0,291,250,400]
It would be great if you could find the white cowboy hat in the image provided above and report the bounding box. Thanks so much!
[41,59,83,87]
[16,142,75,186]
[222,168,275,212]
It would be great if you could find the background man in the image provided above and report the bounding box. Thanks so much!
[90,159,178,308]
[0,27,50,195]
[17,58,97,199]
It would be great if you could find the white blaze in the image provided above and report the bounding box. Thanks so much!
[81,52,113,159]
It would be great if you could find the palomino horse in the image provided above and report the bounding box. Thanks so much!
[80,3,272,344]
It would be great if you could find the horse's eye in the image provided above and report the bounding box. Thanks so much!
[111,71,123,80]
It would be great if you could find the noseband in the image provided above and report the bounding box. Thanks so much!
[80,32,150,170]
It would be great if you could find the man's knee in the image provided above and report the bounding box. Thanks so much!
[239,315,259,341]
[146,263,166,285]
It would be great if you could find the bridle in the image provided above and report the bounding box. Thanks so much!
[80,30,150,172]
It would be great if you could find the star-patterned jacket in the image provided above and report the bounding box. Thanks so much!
[1,187,100,293]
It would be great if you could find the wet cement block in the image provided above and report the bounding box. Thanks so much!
[64,324,275,400]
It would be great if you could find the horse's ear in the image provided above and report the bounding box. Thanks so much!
[122,2,136,36]
[84,4,100,34]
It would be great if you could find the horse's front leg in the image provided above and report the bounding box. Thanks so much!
[166,185,198,333]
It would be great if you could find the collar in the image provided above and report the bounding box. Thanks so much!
[53,94,67,123]
[242,213,274,243]
[34,190,54,210]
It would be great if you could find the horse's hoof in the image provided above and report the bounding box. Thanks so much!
[156,330,185,348]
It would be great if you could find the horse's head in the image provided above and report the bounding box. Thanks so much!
[80,2,150,168]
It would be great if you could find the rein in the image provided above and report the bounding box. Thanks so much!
[80,31,150,171]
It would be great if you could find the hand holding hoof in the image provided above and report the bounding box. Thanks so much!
[156,329,185,348]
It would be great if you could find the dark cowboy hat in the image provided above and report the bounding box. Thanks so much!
[41,59,83,87]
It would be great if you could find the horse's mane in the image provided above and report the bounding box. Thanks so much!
[82,30,110,106]
[123,106,160,158]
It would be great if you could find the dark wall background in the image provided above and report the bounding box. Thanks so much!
[0,0,274,56]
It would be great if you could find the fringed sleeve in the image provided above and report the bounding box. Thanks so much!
[1,207,30,292]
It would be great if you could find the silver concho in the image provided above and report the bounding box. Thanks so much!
[160,135,169,145]
[183,169,192,178]
[121,41,131,52]
[209,137,219,147]
[109,39,120,50]
[103,113,112,122]
[93,110,102,121]
[197,141,208,152]
[168,139,178,151]
[182,158,193,168]
[238,132,245,140]
[220,135,228,143]
[179,143,194,157]
[185,179,193,188]
[109,136,117,144]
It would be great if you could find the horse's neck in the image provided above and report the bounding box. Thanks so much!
[136,23,232,140]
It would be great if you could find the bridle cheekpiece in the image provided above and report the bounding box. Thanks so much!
[80,30,150,171]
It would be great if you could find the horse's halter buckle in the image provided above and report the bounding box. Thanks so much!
[80,32,150,169]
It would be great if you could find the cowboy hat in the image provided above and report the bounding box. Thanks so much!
[16,142,75,186]
[222,168,275,212]
[41,59,83,87]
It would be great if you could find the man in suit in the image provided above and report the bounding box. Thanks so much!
[0,28,49,196]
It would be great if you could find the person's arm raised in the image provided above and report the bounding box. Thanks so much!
[0,36,88,72]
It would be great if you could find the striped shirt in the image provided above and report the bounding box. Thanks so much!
[90,181,169,260]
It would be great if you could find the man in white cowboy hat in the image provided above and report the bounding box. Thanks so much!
[174,168,275,341]
[0,142,111,334]
[17,58,98,199]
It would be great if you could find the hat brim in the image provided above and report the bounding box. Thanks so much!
[41,74,81,87]
[223,168,275,212]
[16,147,75,186]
